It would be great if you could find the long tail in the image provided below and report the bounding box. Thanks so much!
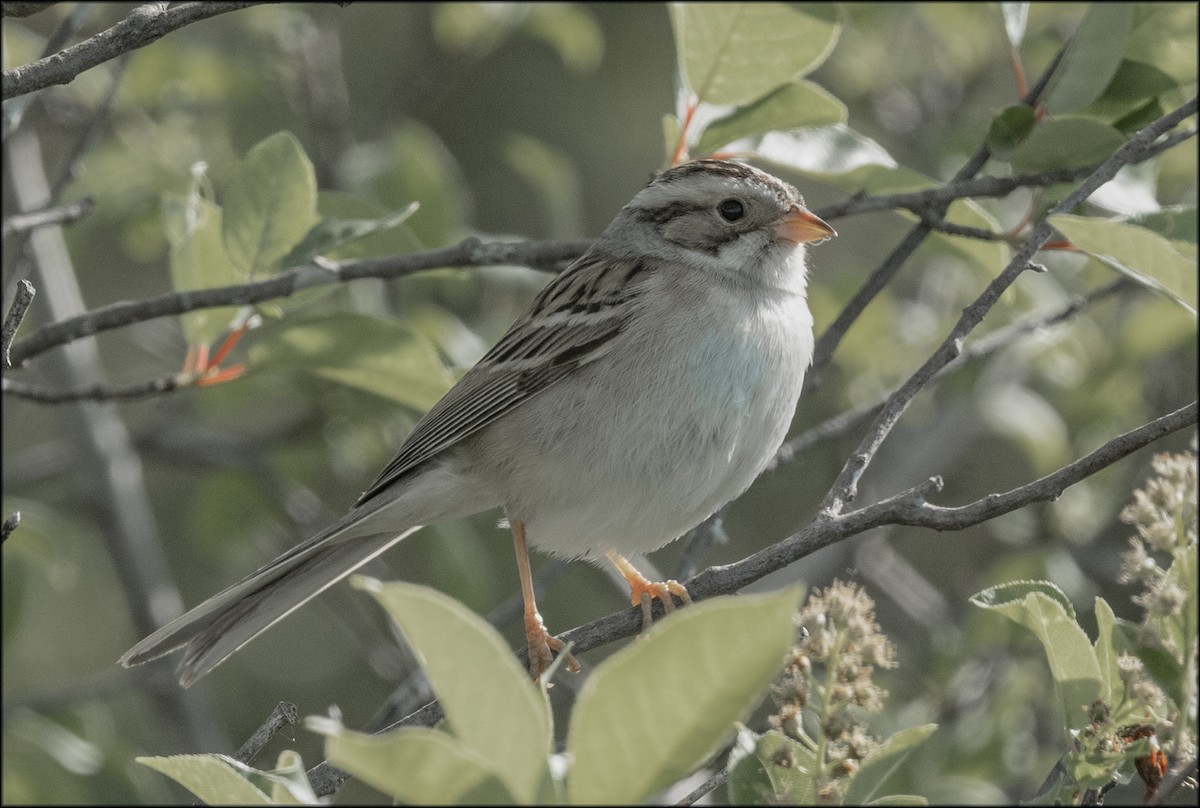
[120,510,422,687]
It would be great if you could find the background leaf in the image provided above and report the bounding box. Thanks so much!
[1051,214,1198,316]
[351,578,552,804]
[971,582,1104,730]
[567,587,802,804]
[1043,3,1134,114]
[669,3,840,105]
[248,313,455,411]
[222,131,319,277]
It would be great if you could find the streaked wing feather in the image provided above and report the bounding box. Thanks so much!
[356,252,653,505]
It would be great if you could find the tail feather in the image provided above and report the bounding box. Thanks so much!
[120,520,422,686]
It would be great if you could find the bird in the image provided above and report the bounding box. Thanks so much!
[120,158,836,686]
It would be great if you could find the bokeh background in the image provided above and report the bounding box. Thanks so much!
[3,3,1196,804]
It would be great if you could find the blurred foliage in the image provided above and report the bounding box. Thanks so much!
[1,2,1196,805]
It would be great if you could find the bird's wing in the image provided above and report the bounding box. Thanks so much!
[355,251,654,505]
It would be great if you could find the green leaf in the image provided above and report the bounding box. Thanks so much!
[1050,214,1197,316]
[1089,59,1179,115]
[747,124,897,174]
[1009,116,1125,173]
[728,729,818,804]
[351,578,552,804]
[844,724,937,804]
[163,192,243,346]
[669,3,840,106]
[136,755,272,805]
[524,3,604,74]
[1044,4,1134,114]
[248,313,455,412]
[314,719,516,805]
[314,191,425,260]
[1125,3,1198,85]
[505,134,583,239]
[697,81,846,155]
[1092,598,1120,706]
[867,796,931,806]
[278,202,419,269]
[986,105,1036,159]
[567,586,803,805]
[267,751,319,806]
[1125,206,1198,247]
[223,131,319,277]
[970,581,1104,729]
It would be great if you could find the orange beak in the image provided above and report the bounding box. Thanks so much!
[777,206,836,245]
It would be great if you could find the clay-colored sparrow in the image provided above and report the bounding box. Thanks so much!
[121,159,835,685]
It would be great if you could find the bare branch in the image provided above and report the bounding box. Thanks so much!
[807,39,1072,382]
[2,2,269,100]
[886,401,1198,529]
[232,702,299,766]
[770,279,1131,470]
[2,374,180,404]
[818,96,1198,516]
[1,512,19,543]
[6,238,592,368]
[1,197,94,236]
[2,279,36,370]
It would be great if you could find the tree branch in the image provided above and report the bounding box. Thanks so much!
[2,279,36,370]
[807,38,1071,383]
[5,238,592,368]
[2,2,268,100]
[818,96,1198,516]
[2,374,180,404]
[1,197,94,236]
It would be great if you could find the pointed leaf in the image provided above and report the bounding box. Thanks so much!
[136,755,271,805]
[352,578,552,804]
[844,724,937,804]
[567,586,803,804]
[279,202,419,269]
[267,751,318,806]
[223,131,318,277]
[986,105,1036,159]
[1050,214,1197,316]
[1044,4,1134,114]
[314,719,515,805]
[971,581,1103,729]
[669,3,840,106]
[248,314,455,412]
[1092,598,1120,706]
[1009,117,1125,173]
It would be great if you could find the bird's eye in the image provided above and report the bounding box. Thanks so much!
[717,198,745,222]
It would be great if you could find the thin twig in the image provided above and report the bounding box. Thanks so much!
[232,702,299,766]
[2,2,268,100]
[0,512,19,543]
[769,279,1132,470]
[2,279,36,370]
[1,197,94,236]
[808,39,1072,382]
[818,96,1197,516]
[6,238,592,367]
[2,374,181,403]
